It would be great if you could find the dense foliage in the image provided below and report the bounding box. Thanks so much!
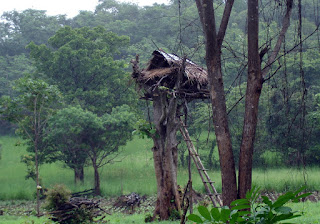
[0,0,319,175]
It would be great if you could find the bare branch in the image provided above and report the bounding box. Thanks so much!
[227,95,245,115]
[217,0,235,48]
[195,0,205,30]
[262,0,293,77]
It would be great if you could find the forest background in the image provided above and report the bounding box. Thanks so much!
[0,0,320,204]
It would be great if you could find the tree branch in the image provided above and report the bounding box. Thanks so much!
[261,0,293,77]
[217,0,235,48]
[195,0,205,30]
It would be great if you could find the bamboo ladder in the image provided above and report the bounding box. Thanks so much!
[179,118,223,207]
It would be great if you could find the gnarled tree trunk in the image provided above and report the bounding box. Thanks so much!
[152,89,181,220]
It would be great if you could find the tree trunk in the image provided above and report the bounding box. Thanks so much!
[196,0,293,203]
[238,0,262,199]
[74,166,84,184]
[152,90,181,220]
[35,139,40,217]
[201,0,237,206]
[92,158,100,195]
[208,65,237,206]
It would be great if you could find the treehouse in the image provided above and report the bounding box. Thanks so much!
[131,50,213,220]
[132,50,209,100]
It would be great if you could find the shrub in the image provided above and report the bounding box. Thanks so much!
[188,186,311,224]
[67,204,95,224]
[44,184,71,211]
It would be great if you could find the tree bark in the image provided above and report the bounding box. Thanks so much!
[238,0,262,199]
[201,0,237,206]
[92,157,100,195]
[74,166,84,184]
[152,89,181,220]
[238,0,293,199]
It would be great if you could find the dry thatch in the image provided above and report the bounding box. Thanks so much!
[131,50,209,99]
[143,50,207,86]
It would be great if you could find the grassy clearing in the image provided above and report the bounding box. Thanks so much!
[289,201,320,223]
[1,136,320,200]
[252,167,320,192]
[0,214,181,224]
[0,215,52,224]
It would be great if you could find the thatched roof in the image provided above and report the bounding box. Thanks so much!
[143,50,207,85]
[131,50,209,99]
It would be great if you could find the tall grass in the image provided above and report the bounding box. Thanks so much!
[0,136,319,200]
[0,136,35,200]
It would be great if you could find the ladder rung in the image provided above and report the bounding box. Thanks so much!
[180,122,222,206]
[208,193,219,196]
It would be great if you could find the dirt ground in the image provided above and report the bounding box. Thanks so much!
[0,191,319,217]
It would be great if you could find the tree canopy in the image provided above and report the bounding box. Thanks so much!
[27,26,133,114]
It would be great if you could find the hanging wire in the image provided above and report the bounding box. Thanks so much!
[178,0,184,56]
[298,0,308,187]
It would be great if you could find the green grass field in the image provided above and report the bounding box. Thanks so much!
[1,136,319,200]
[0,135,320,223]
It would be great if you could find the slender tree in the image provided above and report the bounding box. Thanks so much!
[196,0,238,205]
[0,77,62,216]
[238,0,262,199]
[195,0,294,204]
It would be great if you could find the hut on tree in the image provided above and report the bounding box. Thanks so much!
[131,50,209,220]
[132,50,209,100]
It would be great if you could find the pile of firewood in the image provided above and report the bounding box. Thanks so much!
[113,192,143,208]
[49,197,109,223]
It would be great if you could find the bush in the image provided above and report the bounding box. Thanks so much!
[44,184,71,211]
[45,185,102,224]
[67,204,95,224]
[188,186,311,224]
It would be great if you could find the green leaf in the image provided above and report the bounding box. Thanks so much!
[187,214,203,223]
[198,206,212,221]
[210,207,221,220]
[275,206,292,214]
[220,208,231,222]
[237,210,251,216]
[292,193,312,202]
[262,195,272,206]
[272,213,295,222]
[273,193,293,208]
[229,212,239,224]
[231,198,249,206]
[293,186,306,195]
[231,204,251,211]
[250,186,261,202]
